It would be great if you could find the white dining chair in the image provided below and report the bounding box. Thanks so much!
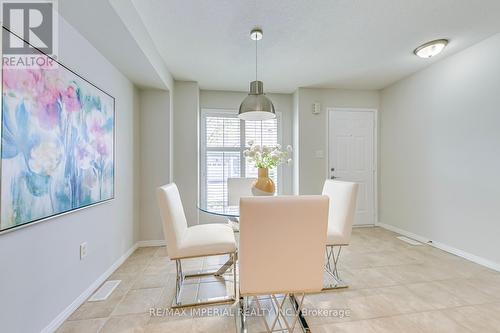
[238,195,329,333]
[157,183,237,308]
[226,177,255,231]
[322,179,359,290]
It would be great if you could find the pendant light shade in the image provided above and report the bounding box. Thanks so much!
[239,80,276,121]
[238,28,276,121]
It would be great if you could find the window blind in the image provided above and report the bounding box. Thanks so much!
[244,119,278,185]
[201,110,281,208]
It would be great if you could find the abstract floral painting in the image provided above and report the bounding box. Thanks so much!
[1,54,115,232]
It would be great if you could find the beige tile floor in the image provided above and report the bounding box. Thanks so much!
[57,227,500,332]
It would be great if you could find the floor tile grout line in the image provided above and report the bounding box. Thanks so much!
[308,300,500,330]
[57,230,500,332]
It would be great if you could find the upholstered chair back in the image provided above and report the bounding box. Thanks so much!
[227,178,255,206]
[239,195,329,295]
[157,183,188,258]
[322,180,359,245]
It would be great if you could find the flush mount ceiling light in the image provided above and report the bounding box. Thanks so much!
[238,28,276,121]
[414,39,449,58]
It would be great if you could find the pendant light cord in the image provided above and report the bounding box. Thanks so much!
[255,35,258,81]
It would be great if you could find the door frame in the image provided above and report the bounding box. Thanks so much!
[325,107,378,225]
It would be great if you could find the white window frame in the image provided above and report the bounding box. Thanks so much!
[200,108,283,206]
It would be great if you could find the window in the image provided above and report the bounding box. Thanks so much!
[200,109,281,209]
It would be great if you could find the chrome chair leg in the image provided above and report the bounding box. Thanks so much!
[174,259,183,303]
[215,252,236,276]
[238,296,247,333]
[238,293,309,333]
[172,252,237,308]
[323,245,348,290]
[227,217,240,232]
[290,293,310,332]
[232,253,237,301]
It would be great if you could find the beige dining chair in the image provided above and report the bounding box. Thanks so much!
[226,177,255,231]
[157,183,237,308]
[238,195,329,332]
[322,179,359,290]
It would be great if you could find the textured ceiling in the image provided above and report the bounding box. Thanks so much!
[131,0,500,92]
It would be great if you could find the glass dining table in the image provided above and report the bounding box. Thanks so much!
[197,201,310,332]
[198,202,240,218]
[196,202,239,279]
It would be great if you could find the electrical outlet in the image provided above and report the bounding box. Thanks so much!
[80,242,88,260]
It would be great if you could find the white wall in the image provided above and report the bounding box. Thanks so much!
[139,89,171,241]
[295,88,379,195]
[173,81,200,226]
[292,90,300,195]
[0,16,140,333]
[133,88,141,245]
[380,33,500,267]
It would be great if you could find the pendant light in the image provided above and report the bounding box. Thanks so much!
[238,28,276,121]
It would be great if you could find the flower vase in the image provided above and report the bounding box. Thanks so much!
[252,167,275,196]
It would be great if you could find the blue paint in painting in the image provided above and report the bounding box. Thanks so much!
[1,67,114,230]
[1,101,19,158]
[24,171,49,197]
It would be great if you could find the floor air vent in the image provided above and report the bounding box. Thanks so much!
[88,280,121,302]
[396,236,422,246]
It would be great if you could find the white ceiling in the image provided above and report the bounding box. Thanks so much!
[131,0,500,93]
[59,0,173,90]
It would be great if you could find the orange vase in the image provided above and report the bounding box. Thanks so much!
[251,168,275,196]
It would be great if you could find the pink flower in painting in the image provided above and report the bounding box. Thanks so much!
[62,83,81,113]
[3,69,41,93]
[86,110,111,158]
[37,102,61,130]
[86,110,106,139]
[94,138,109,157]
[3,69,66,130]
[36,86,60,109]
[37,70,64,106]
[75,142,95,170]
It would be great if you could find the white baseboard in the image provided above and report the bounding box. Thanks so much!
[353,224,376,228]
[376,222,500,272]
[41,243,138,333]
[42,239,167,333]
[376,222,431,244]
[137,239,166,247]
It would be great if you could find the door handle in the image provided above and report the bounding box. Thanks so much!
[330,176,338,179]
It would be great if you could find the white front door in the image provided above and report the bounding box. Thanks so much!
[328,109,376,225]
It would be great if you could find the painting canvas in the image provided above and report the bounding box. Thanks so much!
[1,31,115,233]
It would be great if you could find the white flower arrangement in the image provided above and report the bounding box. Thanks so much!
[243,140,292,169]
